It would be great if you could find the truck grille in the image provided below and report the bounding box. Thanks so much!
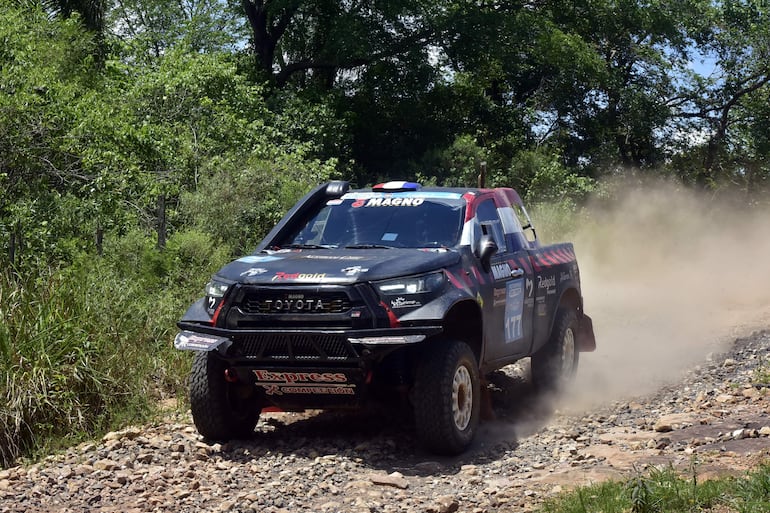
[239,291,351,314]
[234,333,358,362]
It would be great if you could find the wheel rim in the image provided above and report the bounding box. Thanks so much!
[561,327,576,377]
[452,365,473,431]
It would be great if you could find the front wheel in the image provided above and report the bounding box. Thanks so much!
[531,307,579,392]
[189,351,261,441]
[413,340,481,455]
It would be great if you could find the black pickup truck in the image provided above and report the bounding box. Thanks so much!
[175,180,595,454]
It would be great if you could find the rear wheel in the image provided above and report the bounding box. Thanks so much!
[413,340,481,455]
[189,352,261,441]
[531,308,579,392]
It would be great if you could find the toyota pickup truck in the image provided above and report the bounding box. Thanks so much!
[175,180,596,454]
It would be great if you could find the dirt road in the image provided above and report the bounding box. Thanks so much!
[1,328,769,513]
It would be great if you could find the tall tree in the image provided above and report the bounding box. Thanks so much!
[538,0,713,172]
[45,0,107,61]
[0,2,102,267]
[107,0,244,58]
[47,0,105,32]
[240,0,440,87]
[670,0,770,188]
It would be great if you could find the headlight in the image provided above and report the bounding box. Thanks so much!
[375,272,445,295]
[205,280,230,314]
[205,280,230,298]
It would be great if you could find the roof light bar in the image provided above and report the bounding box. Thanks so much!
[372,181,421,192]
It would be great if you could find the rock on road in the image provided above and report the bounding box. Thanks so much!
[2,331,770,513]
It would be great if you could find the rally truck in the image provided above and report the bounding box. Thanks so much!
[175,180,596,455]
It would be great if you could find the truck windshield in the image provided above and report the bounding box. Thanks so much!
[285,194,466,249]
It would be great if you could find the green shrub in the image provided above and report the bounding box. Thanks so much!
[0,228,229,467]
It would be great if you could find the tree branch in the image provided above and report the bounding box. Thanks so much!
[270,1,301,42]
[275,27,435,86]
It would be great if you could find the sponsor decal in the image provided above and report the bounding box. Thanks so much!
[240,267,268,277]
[326,199,343,206]
[265,385,355,395]
[341,265,368,276]
[272,272,327,282]
[560,271,572,283]
[353,197,426,208]
[493,287,506,307]
[253,369,355,396]
[262,298,325,312]
[254,369,347,383]
[525,277,534,298]
[237,255,282,264]
[304,255,365,261]
[504,280,524,343]
[538,274,557,295]
[391,297,422,309]
[174,331,227,351]
[207,296,217,310]
[491,262,512,281]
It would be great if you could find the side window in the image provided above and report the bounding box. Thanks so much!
[511,203,537,243]
[475,199,508,253]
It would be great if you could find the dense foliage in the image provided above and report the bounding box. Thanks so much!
[1,0,769,465]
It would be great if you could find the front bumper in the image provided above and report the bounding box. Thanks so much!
[175,322,443,364]
[175,322,443,410]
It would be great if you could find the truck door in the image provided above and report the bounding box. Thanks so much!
[474,199,532,363]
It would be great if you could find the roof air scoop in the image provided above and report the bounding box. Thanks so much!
[325,181,350,198]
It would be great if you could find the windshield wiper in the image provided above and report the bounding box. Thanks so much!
[281,243,337,249]
[345,244,394,249]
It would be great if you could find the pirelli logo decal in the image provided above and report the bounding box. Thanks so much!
[253,369,356,396]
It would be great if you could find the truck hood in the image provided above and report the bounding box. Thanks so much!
[215,248,462,284]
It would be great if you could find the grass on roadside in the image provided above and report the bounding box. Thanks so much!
[540,462,770,513]
[752,357,770,387]
[0,229,230,467]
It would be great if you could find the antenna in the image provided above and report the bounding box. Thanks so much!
[477,161,487,188]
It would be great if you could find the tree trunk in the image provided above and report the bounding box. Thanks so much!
[242,0,278,79]
[9,229,16,268]
[9,221,21,271]
[95,222,104,257]
[157,195,166,250]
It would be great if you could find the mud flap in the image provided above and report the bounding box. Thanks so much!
[576,314,596,352]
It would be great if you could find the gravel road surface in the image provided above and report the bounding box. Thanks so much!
[2,331,769,513]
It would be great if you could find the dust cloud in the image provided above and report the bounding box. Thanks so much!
[564,179,770,408]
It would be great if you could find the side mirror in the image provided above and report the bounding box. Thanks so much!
[479,235,498,272]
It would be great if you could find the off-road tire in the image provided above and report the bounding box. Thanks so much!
[413,340,481,455]
[189,351,261,441]
[531,307,579,392]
